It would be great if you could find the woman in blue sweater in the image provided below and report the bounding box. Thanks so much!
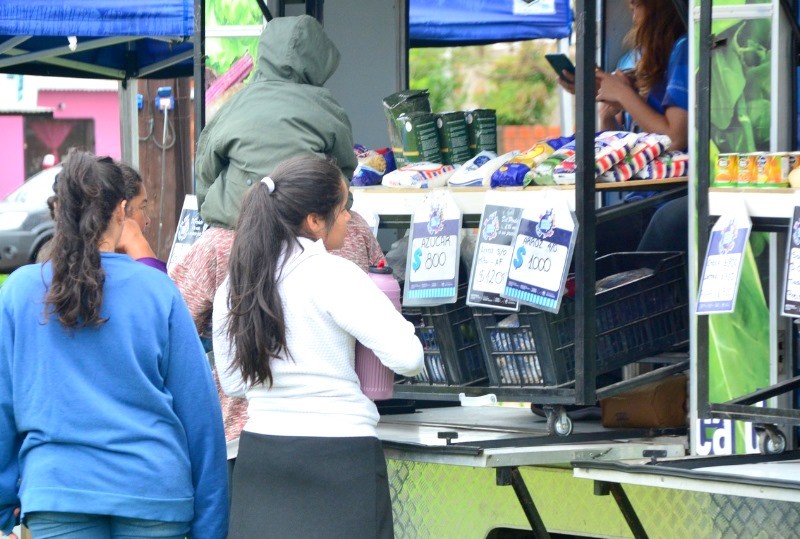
[0,151,228,538]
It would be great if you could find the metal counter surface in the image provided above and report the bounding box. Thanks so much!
[376,405,687,468]
[573,451,800,503]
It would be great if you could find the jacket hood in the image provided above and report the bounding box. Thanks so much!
[257,15,340,86]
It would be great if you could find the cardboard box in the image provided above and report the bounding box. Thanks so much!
[601,374,688,428]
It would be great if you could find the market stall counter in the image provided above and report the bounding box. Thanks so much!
[377,405,687,537]
[572,451,800,537]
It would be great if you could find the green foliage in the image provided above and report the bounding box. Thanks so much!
[409,48,465,112]
[205,0,261,76]
[410,42,559,125]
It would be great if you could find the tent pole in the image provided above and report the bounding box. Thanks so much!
[193,0,206,194]
[119,79,139,168]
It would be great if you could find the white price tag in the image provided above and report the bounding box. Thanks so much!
[782,206,800,317]
[697,200,751,314]
[166,195,208,274]
[502,192,577,313]
[404,190,462,305]
[467,203,522,311]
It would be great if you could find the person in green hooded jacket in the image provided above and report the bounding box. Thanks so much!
[195,14,357,229]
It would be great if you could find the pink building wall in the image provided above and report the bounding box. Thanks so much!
[38,89,121,159]
[0,116,26,199]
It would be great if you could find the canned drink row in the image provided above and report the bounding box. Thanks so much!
[713,151,799,187]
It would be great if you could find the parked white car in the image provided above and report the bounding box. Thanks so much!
[0,166,59,272]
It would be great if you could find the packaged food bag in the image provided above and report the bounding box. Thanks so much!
[474,150,520,186]
[396,111,443,164]
[447,150,498,186]
[465,109,497,155]
[435,111,472,165]
[381,162,456,188]
[351,149,388,186]
[552,131,639,185]
[527,141,576,185]
[383,90,432,166]
[634,151,689,179]
[598,133,671,182]
[489,140,560,187]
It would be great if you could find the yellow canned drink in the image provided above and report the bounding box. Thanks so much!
[762,152,790,187]
[714,153,738,186]
[737,153,760,186]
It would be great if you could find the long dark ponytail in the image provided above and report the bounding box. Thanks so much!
[226,154,345,387]
[46,150,126,328]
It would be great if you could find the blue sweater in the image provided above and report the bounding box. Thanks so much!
[0,253,228,538]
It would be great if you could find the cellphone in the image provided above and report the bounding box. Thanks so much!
[545,53,576,80]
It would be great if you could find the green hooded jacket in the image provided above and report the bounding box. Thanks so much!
[195,15,357,229]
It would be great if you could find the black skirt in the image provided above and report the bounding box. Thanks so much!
[229,431,394,539]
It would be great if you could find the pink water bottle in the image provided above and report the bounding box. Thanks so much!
[355,260,401,401]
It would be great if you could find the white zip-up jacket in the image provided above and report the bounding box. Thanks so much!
[213,237,423,438]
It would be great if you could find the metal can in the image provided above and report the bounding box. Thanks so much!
[761,152,790,187]
[789,151,800,173]
[737,153,760,186]
[714,153,738,186]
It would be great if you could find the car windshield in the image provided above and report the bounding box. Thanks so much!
[4,167,60,206]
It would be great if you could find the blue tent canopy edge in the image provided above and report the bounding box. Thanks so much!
[0,0,194,80]
[409,0,573,47]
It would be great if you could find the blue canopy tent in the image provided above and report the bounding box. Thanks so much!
[409,0,573,47]
[0,0,194,80]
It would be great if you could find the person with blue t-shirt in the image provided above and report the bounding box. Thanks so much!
[558,0,688,255]
[0,150,228,539]
[596,0,689,254]
[596,0,687,152]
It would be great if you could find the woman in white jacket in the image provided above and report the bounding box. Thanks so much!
[213,154,423,538]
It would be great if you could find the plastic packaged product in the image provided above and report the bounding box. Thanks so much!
[351,164,383,186]
[468,150,520,187]
[383,89,432,166]
[465,109,498,154]
[381,162,456,188]
[435,111,472,165]
[634,151,689,179]
[552,131,639,185]
[448,150,498,186]
[527,141,576,185]
[351,148,388,186]
[396,111,443,164]
[598,133,670,182]
[490,141,559,187]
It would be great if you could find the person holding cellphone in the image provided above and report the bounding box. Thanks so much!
[556,0,688,254]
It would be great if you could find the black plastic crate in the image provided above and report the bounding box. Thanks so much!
[401,284,488,386]
[474,252,689,387]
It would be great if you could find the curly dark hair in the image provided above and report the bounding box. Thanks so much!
[46,149,127,329]
[117,162,145,217]
[225,154,346,387]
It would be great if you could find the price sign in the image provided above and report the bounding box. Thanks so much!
[166,195,208,274]
[697,201,751,314]
[404,190,462,306]
[467,203,522,311]
[782,206,800,317]
[502,192,577,313]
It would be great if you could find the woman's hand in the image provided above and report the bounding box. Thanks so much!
[116,219,158,260]
[555,70,576,94]
[596,69,637,106]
